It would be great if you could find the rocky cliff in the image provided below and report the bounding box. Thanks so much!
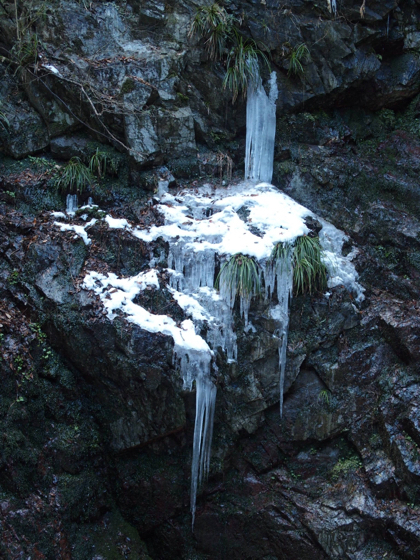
[1,0,420,559]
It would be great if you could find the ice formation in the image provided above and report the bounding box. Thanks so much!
[56,178,364,525]
[54,69,364,527]
[66,194,78,215]
[327,0,337,15]
[245,71,278,183]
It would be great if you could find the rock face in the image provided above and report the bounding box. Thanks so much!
[1,0,420,559]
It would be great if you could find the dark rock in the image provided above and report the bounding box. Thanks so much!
[0,66,49,158]
[50,135,89,160]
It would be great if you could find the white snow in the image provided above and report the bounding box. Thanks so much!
[133,182,310,260]
[51,211,67,219]
[54,218,97,245]
[83,269,211,353]
[105,215,131,230]
[169,288,211,322]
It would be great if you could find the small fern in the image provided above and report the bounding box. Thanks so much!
[54,157,94,193]
[318,389,330,405]
[28,155,56,171]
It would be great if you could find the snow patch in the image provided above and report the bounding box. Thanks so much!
[105,215,132,230]
[54,219,97,245]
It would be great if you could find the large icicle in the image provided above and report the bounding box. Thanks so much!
[190,375,217,527]
[245,71,278,183]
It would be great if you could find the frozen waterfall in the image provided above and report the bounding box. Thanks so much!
[245,71,278,184]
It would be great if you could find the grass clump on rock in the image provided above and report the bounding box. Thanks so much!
[54,157,94,193]
[272,235,327,295]
[188,3,270,102]
[215,253,261,303]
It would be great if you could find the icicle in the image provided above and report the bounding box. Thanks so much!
[190,375,217,527]
[327,0,337,16]
[266,245,293,416]
[66,194,78,216]
[197,287,238,362]
[169,243,216,293]
[245,71,278,184]
[239,294,252,326]
[171,326,217,527]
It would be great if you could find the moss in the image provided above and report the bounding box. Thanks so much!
[91,510,152,559]
[120,77,135,95]
[75,206,106,219]
[330,455,363,481]
[176,92,189,104]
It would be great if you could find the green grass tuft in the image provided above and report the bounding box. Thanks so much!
[54,157,94,193]
[223,32,270,102]
[215,253,261,301]
[189,3,270,102]
[188,3,233,61]
[287,43,310,77]
[292,235,327,295]
[272,236,327,295]
[89,148,114,178]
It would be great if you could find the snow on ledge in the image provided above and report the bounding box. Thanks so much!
[105,216,132,230]
[82,270,212,355]
[54,219,97,245]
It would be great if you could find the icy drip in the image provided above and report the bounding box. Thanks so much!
[66,194,78,215]
[167,240,234,523]
[327,0,337,15]
[174,342,216,528]
[190,375,217,527]
[157,180,169,197]
[245,71,278,184]
[169,244,216,293]
[197,288,237,362]
[265,250,293,416]
[168,241,238,361]
[217,264,257,326]
[319,219,365,302]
